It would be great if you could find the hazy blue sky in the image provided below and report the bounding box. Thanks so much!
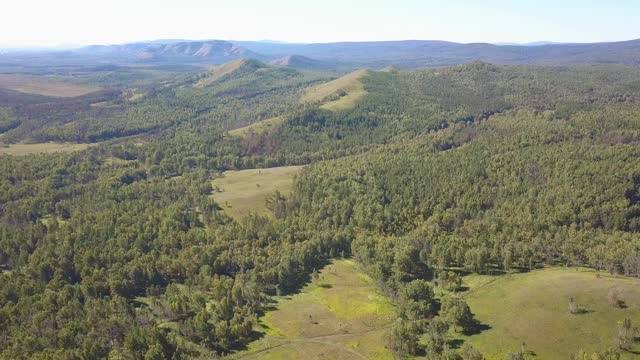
[1,0,638,46]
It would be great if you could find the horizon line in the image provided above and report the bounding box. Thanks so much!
[1,37,639,50]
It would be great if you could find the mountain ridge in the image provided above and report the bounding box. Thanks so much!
[2,38,640,69]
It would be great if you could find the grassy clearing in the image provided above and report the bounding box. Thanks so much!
[0,142,91,156]
[231,259,395,360]
[301,70,370,111]
[103,156,137,166]
[0,74,100,97]
[211,165,304,219]
[461,267,640,359]
[227,116,286,137]
[90,101,118,108]
[39,216,68,227]
[127,92,145,102]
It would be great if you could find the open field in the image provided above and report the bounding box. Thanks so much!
[227,116,286,137]
[301,70,369,111]
[461,267,640,359]
[230,259,396,360]
[211,165,304,219]
[0,142,91,156]
[0,74,100,97]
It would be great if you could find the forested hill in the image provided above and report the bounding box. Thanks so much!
[2,62,640,358]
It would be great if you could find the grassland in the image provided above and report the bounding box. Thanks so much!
[461,267,640,359]
[231,259,395,360]
[301,70,369,111]
[211,165,304,219]
[0,74,100,97]
[0,142,91,156]
[227,116,286,137]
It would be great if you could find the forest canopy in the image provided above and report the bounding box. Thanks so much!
[1,62,640,358]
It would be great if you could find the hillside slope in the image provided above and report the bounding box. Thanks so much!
[194,59,267,87]
[301,69,369,110]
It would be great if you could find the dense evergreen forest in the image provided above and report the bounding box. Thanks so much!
[1,61,640,359]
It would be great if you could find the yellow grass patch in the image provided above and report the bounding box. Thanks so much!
[90,101,118,108]
[301,70,369,111]
[0,142,91,156]
[127,93,145,102]
[462,267,640,359]
[211,165,304,219]
[0,74,100,97]
[231,260,395,360]
[227,116,286,137]
[194,59,247,88]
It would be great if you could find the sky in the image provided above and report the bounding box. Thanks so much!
[1,0,638,47]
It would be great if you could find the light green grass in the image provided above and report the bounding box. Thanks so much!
[211,165,304,219]
[0,142,91,156]
[0,74,100,97]
[127,92,145,102]
[103,156,137,166]
[231,259,395,360]
[301,70,369,111]
[227,116,286,137]
[39,216,69,227]
[89,101,118,108]
[461,267,640,359]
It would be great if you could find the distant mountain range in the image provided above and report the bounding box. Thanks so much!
[494,41,568,46]
[1,38,640,70]
[77,40,266,62]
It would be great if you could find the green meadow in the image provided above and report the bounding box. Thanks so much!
[461,267,640,359]
[211,165,304,219]
[0,142,91,156]
[231,259,396,360]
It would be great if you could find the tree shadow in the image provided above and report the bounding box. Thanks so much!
[277,257,332,296]
[228,329,267,352]
[572,308,595,315]
[246,329,266,345]
[616,301,628,309]
[462,318,492,336]
[448,338,465,349]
